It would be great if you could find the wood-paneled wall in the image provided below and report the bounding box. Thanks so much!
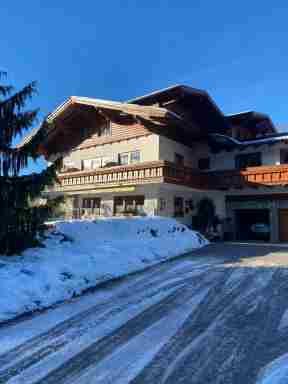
[77,121,152,150]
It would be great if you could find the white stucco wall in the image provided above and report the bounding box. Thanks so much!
[193,142,286,171]
[157,183,226,225]
[158,136,197,167]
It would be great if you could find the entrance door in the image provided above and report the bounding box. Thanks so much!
[279,209,288,242]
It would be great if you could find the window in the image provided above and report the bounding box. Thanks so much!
[175,153,184,166]
[119,153,129,165]
[174,197,184,217]
[198,158,210,170]
[82,159,92,170]
[91,158,102,169]
[159,198,166,211]
[82,198,101,216]
[98,120,111,137]
[80,126,94,140]
[114,196,145,215]
[280,150,288,164]
[130,150,140,164]
[235,152,262,169]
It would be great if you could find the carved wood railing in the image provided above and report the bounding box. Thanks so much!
[199,164,288,190]
[46,162,288,193]
[48,161,168,192]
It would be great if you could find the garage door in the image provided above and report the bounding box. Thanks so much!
[234,209,270,241]
[279,209,288,242]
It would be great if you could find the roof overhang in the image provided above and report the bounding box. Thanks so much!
[47,96,181,123]
[226,111,276,133]
[208,132,288,153]
[129,85,229,136]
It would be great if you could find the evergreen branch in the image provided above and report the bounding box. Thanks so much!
[0,81,37,119]
[0,161,59,207]
[0,75,60,254]
[0,110,38,145]
[0,149,29,176]
[0,85,13,98]
[0,72,13,98]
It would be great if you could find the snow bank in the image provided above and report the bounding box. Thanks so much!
[0,217,208,323]
[256,353,288,383]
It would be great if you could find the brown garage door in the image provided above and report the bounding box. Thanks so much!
[279,209,288,242]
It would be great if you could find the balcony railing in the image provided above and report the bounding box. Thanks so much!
[200,164,288,190]
[49,161,167,192]
[46,161,288,193]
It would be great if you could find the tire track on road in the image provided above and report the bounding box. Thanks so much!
[0,263,211,382]
[130,267,263,384]
[30,285,196,384]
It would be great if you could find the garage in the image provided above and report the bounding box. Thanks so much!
[279,209,288,242]
[234,209,270,241]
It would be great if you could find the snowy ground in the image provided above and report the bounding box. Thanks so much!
[1,243,288,383]
[0,217,207,323]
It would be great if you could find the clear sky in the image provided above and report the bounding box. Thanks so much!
[2,1,288,170]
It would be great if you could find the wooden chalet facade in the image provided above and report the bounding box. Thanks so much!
[29,85,288,242]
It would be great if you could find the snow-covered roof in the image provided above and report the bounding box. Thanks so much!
[209,133,288,151]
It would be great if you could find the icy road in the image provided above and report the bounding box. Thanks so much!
[1,243,288,383]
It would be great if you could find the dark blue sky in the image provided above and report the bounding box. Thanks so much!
[2,1,288,163]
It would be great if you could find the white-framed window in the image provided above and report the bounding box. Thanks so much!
[119,151,141,165]
[119,153,129,165]
[130,150,140,164]
[91,158,102,169]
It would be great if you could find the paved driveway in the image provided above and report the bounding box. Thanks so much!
[1,243,288,383]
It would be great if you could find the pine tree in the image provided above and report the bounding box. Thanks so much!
[0,72,59,254]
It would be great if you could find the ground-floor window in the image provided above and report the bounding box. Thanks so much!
[174,196,184,217]
[159,198,166,211]
[82,198,101,216]
[114,196,145,215]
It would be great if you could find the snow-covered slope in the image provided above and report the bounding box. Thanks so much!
[256,353,288,383]
[0,217,208,323]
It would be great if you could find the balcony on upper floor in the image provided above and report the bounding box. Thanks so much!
[45,161,288,194]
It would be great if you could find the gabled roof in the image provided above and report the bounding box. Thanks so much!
[17,85,278,155]
[128,84,186,104]
[47,96,180,122]
[21,89,229,153]
[129,84,228,135]
[128,84,223,114]
[226,111,276,132]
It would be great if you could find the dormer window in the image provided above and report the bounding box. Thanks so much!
[280,149,288,164]
[235,152,262,169]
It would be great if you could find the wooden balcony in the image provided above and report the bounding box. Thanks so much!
[46,162,288,193]
[49,161,168,193]
[200,164,288,190]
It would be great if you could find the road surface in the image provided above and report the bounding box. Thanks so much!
[1,243,288,383]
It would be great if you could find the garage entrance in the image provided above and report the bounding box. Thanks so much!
[235,209,270,241]
[279,209,288,242]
